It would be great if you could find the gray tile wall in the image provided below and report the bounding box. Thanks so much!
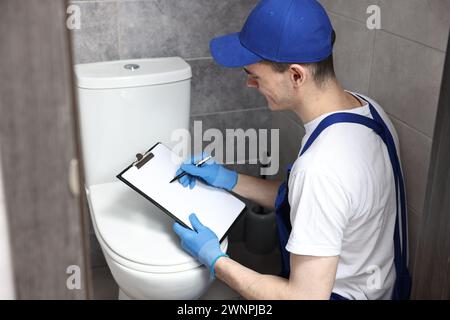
[318,0,450,276]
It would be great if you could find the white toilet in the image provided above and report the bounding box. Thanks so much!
[74,57,228,300]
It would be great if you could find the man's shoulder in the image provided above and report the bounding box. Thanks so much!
[289,146,350,183]
[294,125,372,170]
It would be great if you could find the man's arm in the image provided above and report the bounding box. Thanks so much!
[176,157,282,210]
[232,174,282,210]
[214,253,339,300]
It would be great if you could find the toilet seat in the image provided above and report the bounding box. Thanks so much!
[87,182,227,274]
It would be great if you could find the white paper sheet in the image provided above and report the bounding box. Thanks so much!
[118,143,246,241]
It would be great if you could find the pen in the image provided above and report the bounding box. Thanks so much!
[169,155,213,183]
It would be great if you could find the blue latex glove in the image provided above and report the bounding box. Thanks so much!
[176,153,238,191]
[173,213,228,278]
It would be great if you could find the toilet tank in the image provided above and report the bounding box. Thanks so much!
[75,57,191,187]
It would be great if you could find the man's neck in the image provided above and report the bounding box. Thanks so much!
[292,80,362,124]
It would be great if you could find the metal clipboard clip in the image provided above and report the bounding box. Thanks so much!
[133,149,154,169]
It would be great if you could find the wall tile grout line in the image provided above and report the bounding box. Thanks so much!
[327,10,368,26]
[378,29,447,54]
[185,56,214,62]
[327,11,447,54]
[191,107,269,118]
[388,112,434,142]
[116,1,122,60]
[367,25,378,96]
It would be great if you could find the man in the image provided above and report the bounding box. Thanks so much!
[173,0,411,300]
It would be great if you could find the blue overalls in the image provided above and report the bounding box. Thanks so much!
[274,95,412,300]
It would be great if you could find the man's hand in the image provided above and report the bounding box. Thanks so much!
[177,154,238,191]
[173,213,228,277]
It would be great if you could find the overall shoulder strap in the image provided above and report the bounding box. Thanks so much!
[299,112,385,156]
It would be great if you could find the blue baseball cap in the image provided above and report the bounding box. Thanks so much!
[210,0,334,68]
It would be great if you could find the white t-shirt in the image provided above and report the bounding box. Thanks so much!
[286,93,400,300]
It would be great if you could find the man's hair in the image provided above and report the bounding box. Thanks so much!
[264,30,337,86]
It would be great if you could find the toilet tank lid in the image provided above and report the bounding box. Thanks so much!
[74,57,192,89]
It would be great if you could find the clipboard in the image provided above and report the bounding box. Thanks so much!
[116,142,246,242]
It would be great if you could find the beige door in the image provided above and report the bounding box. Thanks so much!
[0,0,91,299]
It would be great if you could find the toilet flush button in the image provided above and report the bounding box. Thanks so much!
[124,64,140,71]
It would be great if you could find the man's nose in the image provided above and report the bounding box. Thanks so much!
[246,77,258,88]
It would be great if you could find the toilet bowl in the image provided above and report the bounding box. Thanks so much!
[87,181,228,300]
[74,57,225,299]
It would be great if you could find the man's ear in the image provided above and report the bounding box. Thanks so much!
[288,64,308,87]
